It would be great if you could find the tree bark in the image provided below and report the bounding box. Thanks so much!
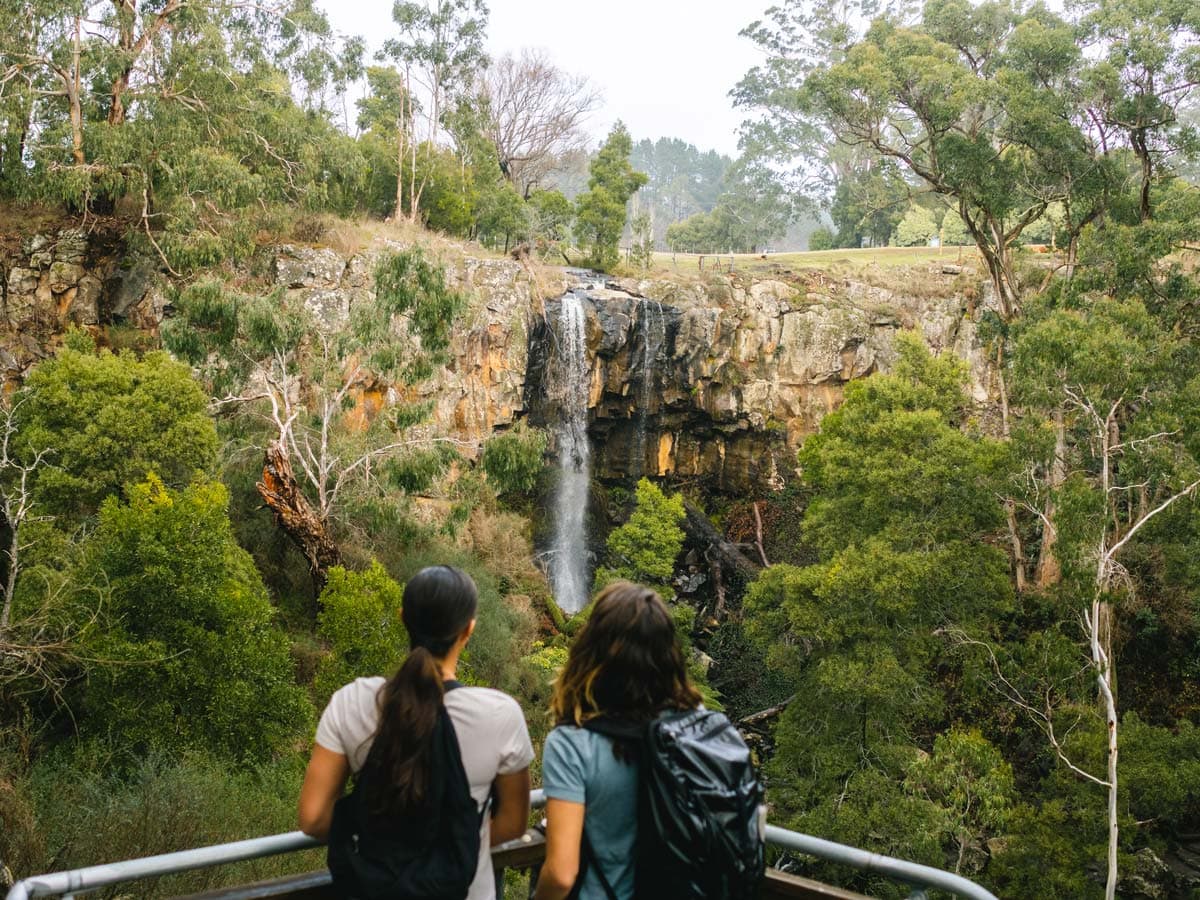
[69,16,85,166]
[1035,406,1067,588]
[257,441,341,595]
[994,353,1027,592]
[394,126,405,221]
[107,0,136,125]
[738,695,796,728]
[959,201,1020,320]
[1006,500,1027,593]
[752,501,770,567]
[0,518,15,632]
[1090,597,1119,900]
[1131,127,1152,222]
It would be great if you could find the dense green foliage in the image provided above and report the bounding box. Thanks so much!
[744,340,1015,887]
[4,1,1200,897]
[0,0,365,270]
[481,424,549,497]
[75,476,312,761]
[737,0,1199,308]
[0,752,319,897]
[18,343,217,520]
[0,250,543,892]
[314,563,407,706]
[594,478,686,598]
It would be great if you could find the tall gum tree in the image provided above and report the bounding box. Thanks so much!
[0,0,362,267]
[383,0,488,222]
[802,2,1096,320]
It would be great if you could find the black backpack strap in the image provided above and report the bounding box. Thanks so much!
[579,828,620,900]
[440,680,491,821]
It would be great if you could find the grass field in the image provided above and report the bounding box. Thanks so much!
[649,245,982,277]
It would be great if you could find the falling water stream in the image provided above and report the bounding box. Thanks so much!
[547,289,593,614]
[633,299,665,477]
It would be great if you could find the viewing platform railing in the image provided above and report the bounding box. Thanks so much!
[4,790,998,900]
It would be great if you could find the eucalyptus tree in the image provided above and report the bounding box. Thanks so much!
[733,0,916,193]
[0,0,364,268]
[1076,0,1200,221]
[1005,297,1200,900]
[382,0,489,222]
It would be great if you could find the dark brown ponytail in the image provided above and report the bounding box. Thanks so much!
[366,565,478,817]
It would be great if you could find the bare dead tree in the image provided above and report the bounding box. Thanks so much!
[1066,386,1200,900]
[480,49,601,198]
[0,399,52,634]
[216,334,476,594]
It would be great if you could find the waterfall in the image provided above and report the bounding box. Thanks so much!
[633,299,665,477]
[548,290,592,614]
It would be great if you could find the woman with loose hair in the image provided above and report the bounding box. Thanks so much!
[534,581,703,900]
[298,565,533,900]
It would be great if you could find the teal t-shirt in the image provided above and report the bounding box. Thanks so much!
[542,725,638,900]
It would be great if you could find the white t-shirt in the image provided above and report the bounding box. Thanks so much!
[315,676,534,900]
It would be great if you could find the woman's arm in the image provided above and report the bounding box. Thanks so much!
[532,798,585,900]
[489,767,533,846]
[297,744,350,839]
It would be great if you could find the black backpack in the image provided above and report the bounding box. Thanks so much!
[579,708,765,900]
[327,681,483,900]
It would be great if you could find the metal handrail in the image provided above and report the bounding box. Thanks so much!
[764,825,997,900]
[5,788,998,900]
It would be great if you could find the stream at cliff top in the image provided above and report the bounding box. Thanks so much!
[547,285,594,614]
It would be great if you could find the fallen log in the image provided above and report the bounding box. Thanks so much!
[739,695,796,729]
[683,499,762,584]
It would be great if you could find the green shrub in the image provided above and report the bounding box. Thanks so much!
[314,562,408,705]
[74,476,313,761]
[594,478,686,598]
[5,751,320,894]
[808,226,835,251]
[17,346,218,522]
[481,424,548,497]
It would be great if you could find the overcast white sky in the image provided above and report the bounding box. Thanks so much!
[318,0,770,157]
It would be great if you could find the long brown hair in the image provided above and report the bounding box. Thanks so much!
[367,565,477,816]
[551,581,702,728]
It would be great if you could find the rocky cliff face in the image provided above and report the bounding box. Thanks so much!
[526,271,991,494]
[1,222,991,497]
[1,224,166,376]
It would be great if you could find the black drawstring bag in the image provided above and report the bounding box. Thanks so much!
[327,682,484,900]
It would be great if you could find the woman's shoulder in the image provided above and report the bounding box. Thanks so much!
[446,684,524,718]
[545,723,606,753]
[325,676,386,710]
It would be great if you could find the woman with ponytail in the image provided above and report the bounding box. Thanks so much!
[299,565,533,900]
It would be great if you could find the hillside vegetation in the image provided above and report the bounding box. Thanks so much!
[2,0,1200,897]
